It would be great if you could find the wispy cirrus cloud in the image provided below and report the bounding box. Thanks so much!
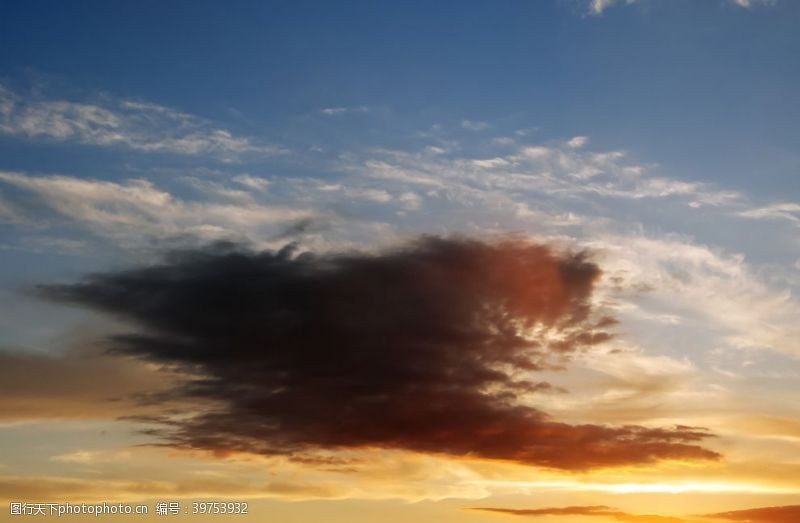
[320,106,370,116]
[729,0,777,8]
[344,137,741,208]
[0,170,314,248]
[0,84,285,161]
[592,235,800,357]
[588,0,638,16]
[738,202,800,226]
[586,0,776,15]
[461,119,490,131]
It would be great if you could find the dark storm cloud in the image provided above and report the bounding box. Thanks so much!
[38,236,718,469]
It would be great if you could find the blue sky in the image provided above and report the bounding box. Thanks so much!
[1,0,798,195]
[1,2,800,520]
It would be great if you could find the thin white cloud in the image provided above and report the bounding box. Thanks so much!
[343,139,740,207]
[0,84,285,161]
[0,171,314,248]
[320,106,370,116]
[593,235,800,357]
[539,343,712,426]
[587,0,774,15]
[732,0,777,7]
[461,119,489,131]
[233,174,271,191]
[567,136,589,148]
[588,0,638,15]
[739,202,800,225]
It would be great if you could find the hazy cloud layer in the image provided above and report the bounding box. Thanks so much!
[0,347,176,421]
[37,237,718,470]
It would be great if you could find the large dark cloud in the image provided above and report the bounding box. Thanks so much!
[38,237,718,469]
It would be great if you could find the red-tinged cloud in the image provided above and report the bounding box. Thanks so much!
[471,506,687,522]
[472,505,800,523]
[37,236,719,470]
[702,505,800,523]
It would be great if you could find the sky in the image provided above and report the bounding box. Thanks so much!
[0,1,799,522]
